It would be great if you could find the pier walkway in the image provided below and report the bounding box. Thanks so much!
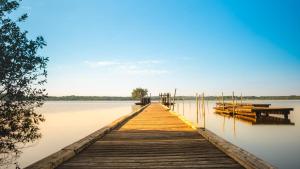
[57,103,243,169]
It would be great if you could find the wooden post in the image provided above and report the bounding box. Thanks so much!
[222,92,224,111]
[198,95,201,119]
[196,93,199,124]
[169,93,171,107]
[167,93,169,107]
[182,98,185,116]
[240,93,243,104]
[172,89,177,111]
[165,93,167,105]
[158,93,160,103]
[168,93,171,108]
[232,91,235,116]
[284,112,288,119]
[169,92,171,107]
[202,93,205,129]
[177,99,179,113]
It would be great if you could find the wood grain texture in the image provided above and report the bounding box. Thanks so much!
[57,103,243,169]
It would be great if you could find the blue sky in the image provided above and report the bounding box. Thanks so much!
[16,0,300,96]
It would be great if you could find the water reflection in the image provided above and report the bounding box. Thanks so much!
[0,107,43,168]
[215,109,295,125]
[8,101,134,168]
[235,114,294,125]
[174,100,300,168]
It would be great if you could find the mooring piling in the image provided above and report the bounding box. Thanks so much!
[202,93,206,129]
[196,93,199,124]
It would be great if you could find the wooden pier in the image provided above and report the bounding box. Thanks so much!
[27,103,274,169]
[159,93,174,107]
[135,96,151,105]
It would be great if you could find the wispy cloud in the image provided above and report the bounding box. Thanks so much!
[84,61,121,68]
[136,60,162,64]
[84,59,170,75]
[127,69,169,75]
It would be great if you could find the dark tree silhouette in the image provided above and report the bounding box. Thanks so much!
[0,0,48,166]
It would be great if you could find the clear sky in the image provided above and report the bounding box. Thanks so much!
[16,0,300,96]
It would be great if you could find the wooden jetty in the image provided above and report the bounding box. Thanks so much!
[27,103,274,169]
[215,102,293,119]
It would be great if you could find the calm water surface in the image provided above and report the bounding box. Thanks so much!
[10,101,135,169]
[4,100,299,169]
[175,100,300,169]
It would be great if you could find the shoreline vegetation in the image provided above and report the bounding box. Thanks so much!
[46,95,300,101]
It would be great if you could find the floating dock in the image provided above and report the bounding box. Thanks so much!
[27,103,274,169]
[215,102,293,120]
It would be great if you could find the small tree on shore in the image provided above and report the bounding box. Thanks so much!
[131,88,148,100]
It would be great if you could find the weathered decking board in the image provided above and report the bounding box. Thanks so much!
[57,103,243,169]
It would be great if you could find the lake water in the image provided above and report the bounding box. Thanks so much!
[2,100,299,169]
[174,100,300,169]
[4,101,135,169]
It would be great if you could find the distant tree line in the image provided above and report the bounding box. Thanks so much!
[45,95,300,101]
[47,96,133,101]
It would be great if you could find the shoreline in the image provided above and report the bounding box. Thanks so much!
[46,97,300,101]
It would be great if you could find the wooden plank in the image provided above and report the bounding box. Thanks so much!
[197,129,276,169]
[252,107,293,111]
[216,102,271,107]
